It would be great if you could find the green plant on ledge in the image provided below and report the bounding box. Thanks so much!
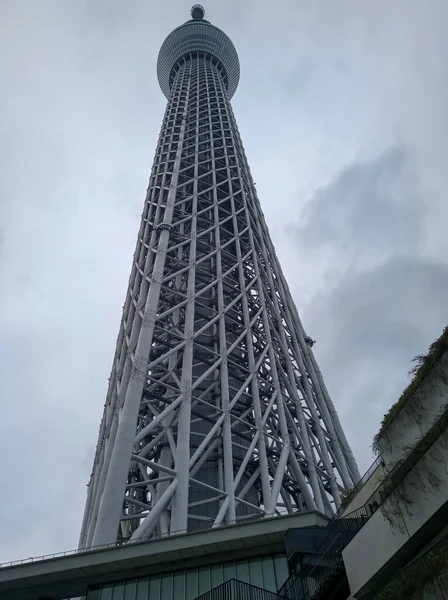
[373,326,448,454]
[374,553,448,600]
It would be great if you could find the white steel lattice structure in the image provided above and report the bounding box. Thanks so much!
[79,5,360,550]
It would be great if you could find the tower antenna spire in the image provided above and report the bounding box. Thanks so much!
[191,4,205,20]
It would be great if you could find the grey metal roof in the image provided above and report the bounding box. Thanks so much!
[157,19,240,99]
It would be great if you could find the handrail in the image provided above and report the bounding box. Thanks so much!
[194,578,289,600]
[0,527,193,569]
[279,418,448,600]
[0,429,437,573]
[332,456,382,521]
[362,531,448,599]
[279,456,411,599]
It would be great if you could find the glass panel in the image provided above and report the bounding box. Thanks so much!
[173,571,186,600]
[136,577,149,600]
[124,579,137,600]
[149,574,162,600]
[185,568,199,600]
[273,554,289,590]
[86,555,288,600]
[100,583,113,600]
[248,557,263,588]
[160,572,174,600]
[197,565,210,595]
[87,588,100,600]
[260,556,277,592]
[112,581,125,600]
[235,559,250,584]
[223,561,236,583]
[210,563,224,588]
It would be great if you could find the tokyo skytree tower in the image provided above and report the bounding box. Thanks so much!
[79,5,359,550]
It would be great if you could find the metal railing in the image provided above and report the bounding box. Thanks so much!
[279,515,364,600]
[194,578,288,600]
[0,459,389,572]
[0,526,194,569]
[0,432,431,574]
[0,510,274,569]
[279,414,448,600]
[279,456,412,600]
[362,531,448,600]
[332,456,382,521]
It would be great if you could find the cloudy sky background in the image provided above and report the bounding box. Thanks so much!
[0,0,447,562]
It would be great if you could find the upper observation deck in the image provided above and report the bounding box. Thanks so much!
[157,5,240,99]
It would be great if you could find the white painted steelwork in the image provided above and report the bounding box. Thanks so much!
[79,6,359,550]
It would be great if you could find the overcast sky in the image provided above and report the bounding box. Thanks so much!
[0,0,447,563]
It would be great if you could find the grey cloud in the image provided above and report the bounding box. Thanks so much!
[1,0,447,564]
[289,146,424,266]
[306,258,448,469]
[286,148,447,471]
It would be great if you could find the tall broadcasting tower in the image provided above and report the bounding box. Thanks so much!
[79,5,359,550]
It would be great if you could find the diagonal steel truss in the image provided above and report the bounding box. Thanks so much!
[79,53,360,550]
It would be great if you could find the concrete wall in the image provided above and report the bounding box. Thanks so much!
[343,428,448,596]
[342,500,409,596]
[377,351,448,469]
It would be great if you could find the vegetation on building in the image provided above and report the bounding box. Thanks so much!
[374,544,448,600]
[373,326,448,452]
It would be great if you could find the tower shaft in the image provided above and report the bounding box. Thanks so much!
[79,11,359,551]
